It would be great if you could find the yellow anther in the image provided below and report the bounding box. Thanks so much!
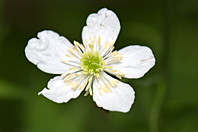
[82,71,89,74]
[89,38,93,44]
[93,36,97,44]
[61,59,69,64]
[85,82,91,91]
[111,51,119,56]
[103,41,108,47]
[65,54,73,58]
[105,66,113,69]
[64,74,75,82]
[84,91,89,96]
[61,72,69,77]
[97,35,101,45]
[111,70,117,72]
[88,76,93,82]
[115,75,122,79]
[69,67,78,71]
[117,70,125,76]
[75,73,81,76]
[95,73,100,77]
[98,88,102,95]
[74,40,80,46]
[88,44,94,51]
[78,84,84,90]
[89,87,93,96]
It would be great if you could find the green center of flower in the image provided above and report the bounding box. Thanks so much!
[80,51,105,76]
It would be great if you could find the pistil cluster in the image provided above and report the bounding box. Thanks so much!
[80,51,105,77]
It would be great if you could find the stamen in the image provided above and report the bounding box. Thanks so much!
[101,72,119,87]
[100,75,112,91]
[76,75,89,90]
[104,66,113,69]
[104,53,122,64]
[84,90,89,96]
[70,75,88,91]
[64,74,76,82]
[74,41,85,52]
[79,44,85,52]
[61,72,69,77]
[100,41,114,57]
[75,73,81,76]
[104,68,125,79]
[82,71,89,74]
[95,72,100,77]
[85,76,93,91]
[116,75,123,79]
[96,77,109,93]
[98,87,102,95]
[85,39,94,52]
[89,38,93,45]
[63,70,82,83]
[61,59,80,67]
[65,54,74,58]
[74,41,83,54]
[105,46,115,58]
[111,50,119,56]
[89,86,93,96]
[79,81,87,90]
[97,36,101,45]
[88,44,94,51]
[94,79,103,95]
[69,67,80,71]
[68,47,81,59]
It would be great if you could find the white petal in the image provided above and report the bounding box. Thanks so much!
[82,8,120,47]
[25,30,74,74]
[111,45,155,79]
[38,76,83,103]
[93,80,135,113]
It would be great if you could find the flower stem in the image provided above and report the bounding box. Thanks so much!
[149,80,166,132]
[149,0,173,131]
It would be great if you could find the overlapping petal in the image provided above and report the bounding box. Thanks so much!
[111,45,155,79]
[82,8,120,48]
[93,80,135,113]
[38,76,84,103]
[25,30,74,74]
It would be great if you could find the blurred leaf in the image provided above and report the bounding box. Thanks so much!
[0,0,10,56]
[0,78,25,99]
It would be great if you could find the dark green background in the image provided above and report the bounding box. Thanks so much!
[0,0,198,132]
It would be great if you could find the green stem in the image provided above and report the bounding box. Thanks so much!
[149,0,173,131]
[149,80,166,132]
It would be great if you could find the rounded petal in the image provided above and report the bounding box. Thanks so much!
[38,76,83,103]
[25,30,74,74]
[111,45,155,79]
[93,80,135,113]
[82,8,120,47]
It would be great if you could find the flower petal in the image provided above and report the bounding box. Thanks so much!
[111,45,155,79]
[38,76,84,103]
[82,8,120,47]
[25,30,74,74]
[93,80,135,113]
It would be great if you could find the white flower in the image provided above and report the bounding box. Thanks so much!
[25,8,155,113]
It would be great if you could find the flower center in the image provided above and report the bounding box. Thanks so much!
[60,36,125,96]
[80,51,105,76]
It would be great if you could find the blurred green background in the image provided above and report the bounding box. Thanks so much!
[0,0,198,132]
